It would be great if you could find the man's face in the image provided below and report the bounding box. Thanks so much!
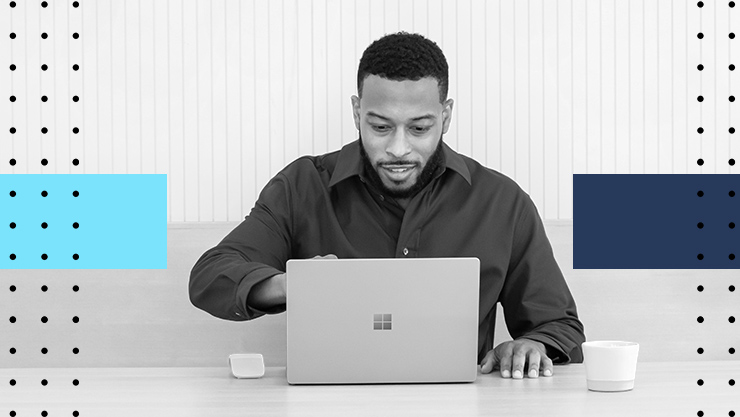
[352,75,454,198]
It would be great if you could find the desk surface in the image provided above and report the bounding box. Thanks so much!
[1,361,738,416]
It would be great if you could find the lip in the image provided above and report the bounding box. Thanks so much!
[380,165,416,182]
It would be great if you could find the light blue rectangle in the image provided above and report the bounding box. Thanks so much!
[0,174,167,269]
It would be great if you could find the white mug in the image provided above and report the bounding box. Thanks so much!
[582,341,639,392]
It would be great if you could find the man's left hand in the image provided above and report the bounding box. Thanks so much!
[480,339,553,379]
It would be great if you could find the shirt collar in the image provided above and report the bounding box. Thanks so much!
[328,139,472,188]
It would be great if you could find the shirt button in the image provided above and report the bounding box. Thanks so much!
[235,312,241,317]
[403,248,409,256]
[379,195,385,201]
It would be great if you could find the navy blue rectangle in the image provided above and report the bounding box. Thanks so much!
[573,175,739,269]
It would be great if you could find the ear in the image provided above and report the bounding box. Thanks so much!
[351,95,361,131]
[441,98,454,134]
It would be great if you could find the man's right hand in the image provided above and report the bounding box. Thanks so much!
[246,254,337,311]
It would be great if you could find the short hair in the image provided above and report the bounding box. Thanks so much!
[357,32,449,103]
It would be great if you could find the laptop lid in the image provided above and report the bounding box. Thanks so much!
[286,257,480,385]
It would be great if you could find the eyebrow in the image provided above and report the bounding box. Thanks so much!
[366,111,437,123]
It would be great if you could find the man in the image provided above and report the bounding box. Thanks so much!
[190,32,585,380]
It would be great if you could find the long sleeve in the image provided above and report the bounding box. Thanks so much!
[189,173,294,321]
[499,198,586,364]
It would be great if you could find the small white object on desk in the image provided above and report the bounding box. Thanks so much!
[228,353,265,378]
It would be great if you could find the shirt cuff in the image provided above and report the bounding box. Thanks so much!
[235,265,286,319]
[517,335,571,364]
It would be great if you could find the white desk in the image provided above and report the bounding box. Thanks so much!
[1,361,738,416]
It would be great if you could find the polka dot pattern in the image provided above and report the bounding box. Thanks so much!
[6,1,84,412]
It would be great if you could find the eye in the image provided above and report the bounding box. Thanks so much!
[371,124,391,133]
[411,126,431,134]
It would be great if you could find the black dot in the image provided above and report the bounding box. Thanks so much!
[41,253,48,260]
[731,285,736,292]
[73,190,79,197]
[730,411,736,417]
[698,412,704,417]
[41,412,47,417]
[698,347,704,354]
[73,316,79,323]
[731,33,737,39]
[41,64,48,70]
[72,95,79,102]
[732,1,737,6]
[10,1,15,7]
[73,347,79,354]
[698,285,704,292]
[731,254,736,260]
[9,285,15,291]
[731,96,737,102]
[72,253,79,260]
[41,95,48,102]
[73,285,79,292]
[73,127,80,134]
[9,95,15,102]
[9,63,15,70]
[73,32,79,39]
[9,254,16,260]
[41,158,48,166]
[698,1,704,6]
[731,190,736,197]
[72,158,80,166]
[697,316,704,323]
[73,379,79,386]
[41,316,48,323]
[731,316,736,323]
[41,33,48,39]
[698,95,704,102]
[697,159,705,166]
[731,127,736,133]
[731,347,736,354]
[41,379,47,386]
[73,1,79,7]
[698,127,704,134]
[41,222,48,229]
[73,64,79,71]
[731,222,736,229]
[698,33,704,39]
[10,127,16,134]
[42,190,48,197]
[10,190,16,197]
[41,347,47,354]
[41,127,48,134]
[730,158,736,166]
[697,190,704,197]
[41,285,47,291]
[9,316,15,323]
[731,379,736,386]
[9,158,16,166]
[73,222,79,229]
[697,222,704,229]
[10,32,16,39]
[41,0,47,6]
[698,379,704,386]
[9,379,16,386]
[9,222,16,229]
[9,347,16,354]
[731,64,737,71]
[73,412,79,417]
[698,64,704,71]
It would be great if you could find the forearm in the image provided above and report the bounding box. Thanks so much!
[189,248,285,320]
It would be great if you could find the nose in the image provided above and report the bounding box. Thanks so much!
[385,129,412,159]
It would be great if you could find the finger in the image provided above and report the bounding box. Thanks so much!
[540,355,554,377]
[480,350,496,374]
[510,350,527,379]
[498,349,513,379]
[325,254,338,259]
[527,350,541,378]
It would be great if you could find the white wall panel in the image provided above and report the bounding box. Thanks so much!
[2,0,719,221]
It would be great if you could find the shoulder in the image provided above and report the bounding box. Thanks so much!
[276,149,342,185]
[459,154,531,204]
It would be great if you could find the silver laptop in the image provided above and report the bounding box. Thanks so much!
[286,257,480,385]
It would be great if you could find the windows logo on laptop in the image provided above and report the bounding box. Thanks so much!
[373,313,392,330]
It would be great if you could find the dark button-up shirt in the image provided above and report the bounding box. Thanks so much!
[189,140,585,363]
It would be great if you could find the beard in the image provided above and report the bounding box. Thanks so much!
[359,133,445,200]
